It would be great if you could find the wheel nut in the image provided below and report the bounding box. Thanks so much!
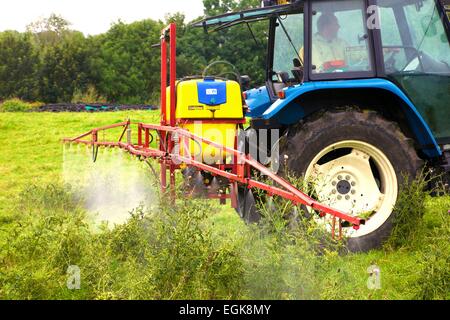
[351,190,356,195]
[338,175,343,181]
[351,181,356,186]
[345,175,351,181]
[337,195,342,200]
[345,195,350,200]
[332,181,337,186]
[332,190,337,194]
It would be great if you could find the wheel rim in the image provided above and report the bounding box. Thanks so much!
[304,140,398,238]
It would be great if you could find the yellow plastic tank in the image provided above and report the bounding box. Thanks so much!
[165,78,244,163]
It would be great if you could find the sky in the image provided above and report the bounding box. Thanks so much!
[0,0,205,35]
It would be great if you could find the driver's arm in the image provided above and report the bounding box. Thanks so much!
[300,45,327,72]
[299,47,305,63]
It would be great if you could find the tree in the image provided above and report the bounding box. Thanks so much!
[0,0,269,104]
[38,32,94,103]
[203,0,261,15]
[26,13,70,35]
[95,19,164,104]
[0,31,40,101]
[203,0,238,16]
[27,14,71,47]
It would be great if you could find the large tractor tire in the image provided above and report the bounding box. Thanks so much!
[280,110,423,252]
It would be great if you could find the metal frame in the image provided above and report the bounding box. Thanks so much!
[64,22,365,231]
[191,2,297,29]
[63,120,364,228]
[160,24,177,199]
[368,0,386,77]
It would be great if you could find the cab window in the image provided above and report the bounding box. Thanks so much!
[311,0,372,74]
[379,0,450,74]
[272,13,304,80]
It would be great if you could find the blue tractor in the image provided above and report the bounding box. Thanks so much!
[193,0,450,251]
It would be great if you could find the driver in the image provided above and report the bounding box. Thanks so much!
[301,13,349,73]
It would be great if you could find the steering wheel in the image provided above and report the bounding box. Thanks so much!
[383,46,423,73]
[383,48,402,73]
[202,60,241,84]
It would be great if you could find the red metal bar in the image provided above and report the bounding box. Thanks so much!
[63,121,130,144]
[64,131,92,143]
[118,120,130,143]
[167,24,177,203]
[160,33,167,126]
[63,140,119,147]
[145,128,150,148]
[169,23,176,129]
[117,142,165,158]
[137,123,142,146]
[230,182,238,209]
[160,25,171,196]
[94,121,129,132]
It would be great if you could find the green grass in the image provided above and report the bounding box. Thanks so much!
[0,99,42,112]
[0,111,449,300]
[0,111,158,218]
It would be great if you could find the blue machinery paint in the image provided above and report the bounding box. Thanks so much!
[245,86,272,118]
[197,80,227,106]
[245,78,442,158]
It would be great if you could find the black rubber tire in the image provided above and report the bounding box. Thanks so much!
[235,128,264,224]
[280,109,423,252]
[237,186,261,224]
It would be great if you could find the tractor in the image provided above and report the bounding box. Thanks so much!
[192,0,450,251]
[65,0,450,253]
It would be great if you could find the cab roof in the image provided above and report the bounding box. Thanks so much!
[191,2,303,32]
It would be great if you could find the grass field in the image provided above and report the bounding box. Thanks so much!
[0,111,448,300]
[0,111,159,218]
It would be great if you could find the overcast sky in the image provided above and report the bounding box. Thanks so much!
[0,0,205,35]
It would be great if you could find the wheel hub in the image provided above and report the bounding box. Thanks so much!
[336,179,351,195]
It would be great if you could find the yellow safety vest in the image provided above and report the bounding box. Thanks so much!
[299,34,350,73]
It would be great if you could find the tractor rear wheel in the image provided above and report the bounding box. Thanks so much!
[280,110,423,252]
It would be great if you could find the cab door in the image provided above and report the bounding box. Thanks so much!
[378,0,450,144]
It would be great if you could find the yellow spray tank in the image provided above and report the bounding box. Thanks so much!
[165,77,245,163]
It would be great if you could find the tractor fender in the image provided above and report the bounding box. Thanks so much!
[261,78,442,159]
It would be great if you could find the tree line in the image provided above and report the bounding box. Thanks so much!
[0,0,267,105]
